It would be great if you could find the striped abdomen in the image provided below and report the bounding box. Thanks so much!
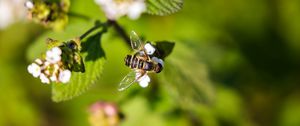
[124,55,154,71]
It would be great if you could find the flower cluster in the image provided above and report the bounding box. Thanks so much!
[88,102,122,126]
[27,47,71,84]
[136,43,164,88]
[24,0,70,30]
[94,0,146,20]
[0,0,27,29]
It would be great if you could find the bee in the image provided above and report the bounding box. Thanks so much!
[46,38,85,73]
[118,31,163,91]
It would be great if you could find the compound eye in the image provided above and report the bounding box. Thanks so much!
[155,63,163,73]
[67,42,77,50]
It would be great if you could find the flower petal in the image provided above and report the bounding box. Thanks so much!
[28,63,41,78]
[25,1,34,9]
[144,43,156,55]
[137,74,150,88]
[40,73,50,84]
[46,49,61,64]
[27,64,34,74]
[59,70,71,83]
[95,0,145,20]
[50,75,57,81]
[34,58,43,65]
[51,47,62,55]
[127,1,146,19]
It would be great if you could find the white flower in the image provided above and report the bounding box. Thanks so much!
[40,73,50,84]
[59,69,71,83]
[34,58,43,65]
[0,1,13,29]
[95,0,146,20]
[27,63,41,77]
[127,1,146,19]
[152,57,164,67]
[43,61,50,67]
[0,0,27,29]
[50,75,57,82]
[25,1,34,9]
[136,72,150,88]
[46,47,62,64]
[144,43,156,55]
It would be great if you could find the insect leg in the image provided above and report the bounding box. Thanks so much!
[136,70,146,81]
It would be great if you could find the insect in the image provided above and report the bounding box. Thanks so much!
[46,38,85,73]
[118,31,164,91]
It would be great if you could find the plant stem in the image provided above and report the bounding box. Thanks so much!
[79,20,104,40]
[79,20,130,46]
[107,20,131,46]
[68,12,90,21]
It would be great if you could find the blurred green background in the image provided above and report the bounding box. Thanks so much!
[1,0,300,126]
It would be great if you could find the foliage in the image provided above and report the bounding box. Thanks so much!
[146,0,183,16]
[154,41,175,59]
[52,31,106,102]
[1,0,300,126]
[28,20,105,101]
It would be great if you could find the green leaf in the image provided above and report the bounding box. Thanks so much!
[159,42,215,106]
[26,20,106,102]
[52,31,106,102]
[154,41,175,59]
[146,0,183,16]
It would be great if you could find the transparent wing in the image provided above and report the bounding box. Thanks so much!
[130,31,144,51]
[118,71,137,91]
